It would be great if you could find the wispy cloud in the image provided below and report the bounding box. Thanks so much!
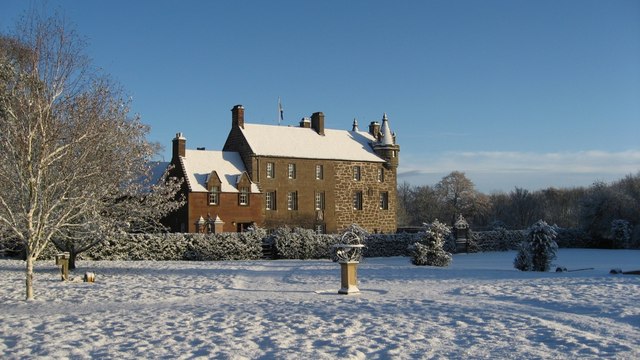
[399,150,640,192]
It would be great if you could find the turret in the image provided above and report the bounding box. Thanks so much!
[373,113,400,169]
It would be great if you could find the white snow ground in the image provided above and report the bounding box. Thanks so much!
[1,249,638,359]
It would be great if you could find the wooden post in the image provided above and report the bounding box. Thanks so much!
[55,253,69,281]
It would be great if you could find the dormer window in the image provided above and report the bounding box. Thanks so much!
[239,187,249,206]
[209,186,220,205]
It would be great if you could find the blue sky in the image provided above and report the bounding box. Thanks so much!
[2,0,639,193]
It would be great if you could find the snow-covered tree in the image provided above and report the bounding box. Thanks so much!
[410,219,452,267]
[0,12,181,299]
[514,220,558,272]
[50,165,184,269]
[610,219,632,249]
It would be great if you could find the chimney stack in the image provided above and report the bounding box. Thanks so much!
[299,117,311,128]
[172,132,186,162]
[311,112,325,135]
[369,121,380,138]
[231,104,245,129]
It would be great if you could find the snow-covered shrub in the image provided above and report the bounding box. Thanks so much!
[409,220,452,267]
[611,219,632,249]
[554,228,593,248]
[465,229,480,253]
[184,228,266,261]
[270,226,338,259]
[85,230,265,261]
[371,232,421,257]
[514,220,558,272]
[513,242,532,271]
[472,229,526,252]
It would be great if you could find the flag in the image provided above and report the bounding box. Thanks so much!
[278,97,284,124]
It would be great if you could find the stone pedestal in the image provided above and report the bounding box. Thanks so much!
[339,262,360,294]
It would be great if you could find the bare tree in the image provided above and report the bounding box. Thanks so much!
[434,171,486,226]
[0,12,182,299]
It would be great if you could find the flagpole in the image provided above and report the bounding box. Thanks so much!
[278,97,283,125]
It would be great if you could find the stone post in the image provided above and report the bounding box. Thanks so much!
[454,215,470,253]
[213,215,225,233]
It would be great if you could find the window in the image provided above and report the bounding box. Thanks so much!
[377,168,384,182]
[266,162,275,179]
[353,166,361,181]
[288,163,296,179]
[208,186,220,205]
[379,191,389,210]
[315,191,325,210]
[239,187,249,206]
[315,164,323,180]
[266,191,276,210]
[287,191,298,210]
[353,191,363,210]
[315,224,325,234]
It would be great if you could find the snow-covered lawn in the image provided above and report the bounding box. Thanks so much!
[1,249,638,359]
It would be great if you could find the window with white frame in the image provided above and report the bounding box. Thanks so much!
[287,191,298,210]
[377,168,384,182]
[239,187,249,206]
[208,186,220,205]
[353,166,361,181]
[315,164,323,180]
[265,191,276,210]
[315,191,325,210]
[266,162,275,179]
[315,224,325,234]
[288,163,296,179]
[353,191,363,210]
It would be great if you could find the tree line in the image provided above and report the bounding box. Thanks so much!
[397,171,640,246]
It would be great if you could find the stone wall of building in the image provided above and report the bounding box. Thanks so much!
[257,157,338,232]
[334,161,397,233]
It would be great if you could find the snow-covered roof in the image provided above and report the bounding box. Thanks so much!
[180,150,259,193]
[240,124,385,162]
[379,113,394,146]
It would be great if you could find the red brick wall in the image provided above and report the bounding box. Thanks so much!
[187,192,264,233]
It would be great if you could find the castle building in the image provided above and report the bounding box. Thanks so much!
[167,104,399,234]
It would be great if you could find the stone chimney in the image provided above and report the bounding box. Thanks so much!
[299,117,311,128]
[369,121,380,138]
[231,104,245,129]
[172,132,186,162]
[311,112,325,135]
